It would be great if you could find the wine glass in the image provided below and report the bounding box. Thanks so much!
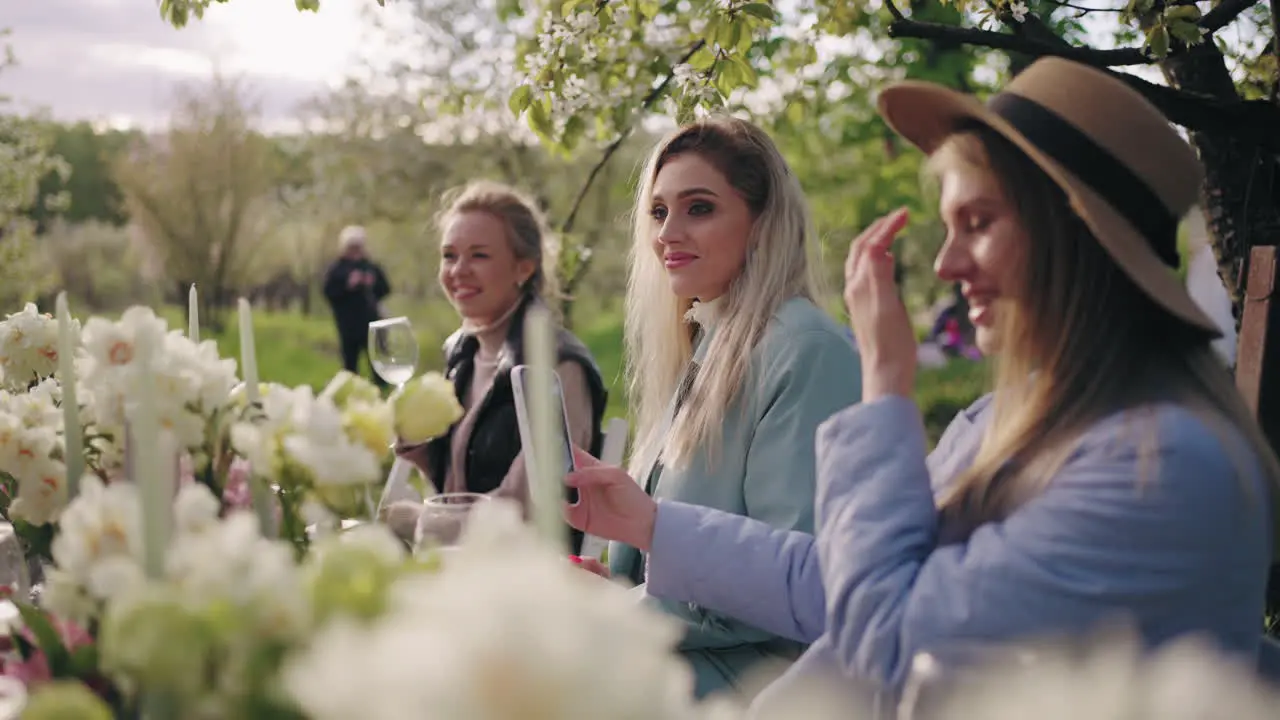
[413,492,490,556]
[897,642,1037,720]
[369,316,420,520]
[369,316,419,388]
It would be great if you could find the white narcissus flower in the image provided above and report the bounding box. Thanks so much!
[230,383,305,479]
[8,458,73,527]
[282,499,718,720]
[43,476,146,617]
[0,382,72,526]
[79,308,237,455]
[282,390,380,488]
[165,508,311,640]
[391,371,463,445]
[0,302,65,390]
[172,479,222,534]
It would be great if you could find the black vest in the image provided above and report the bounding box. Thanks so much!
[423,298,608,554]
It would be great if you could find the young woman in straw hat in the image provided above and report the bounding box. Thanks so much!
[562,57,1278,705]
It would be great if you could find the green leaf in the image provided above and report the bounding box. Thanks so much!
[561,0,587,17]
[739,3,776,22]
[70,643,100,677]
[1167,18,1203,45]
[727,21,744,52]
[716,18,740,49]
[14,602,71,677]
[703,15,722,43]
[527,97,555,140]
[687,45,718,71]
[735,24,755,54]
[508,85,533,115]
[714,67,738,97]
[1146,24,1170,58]
[728,54,759,89]
[561,114,586,151]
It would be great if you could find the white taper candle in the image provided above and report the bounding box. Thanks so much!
[55,293,84,500]
[524,306,564,549]
[131,336,171,579]
[238,298,259,404]
[188,284,199,343]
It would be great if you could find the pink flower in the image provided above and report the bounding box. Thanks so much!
[1,615,93,687]
[222,458,253,509]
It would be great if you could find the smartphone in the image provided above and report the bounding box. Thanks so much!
[511,365,579,504]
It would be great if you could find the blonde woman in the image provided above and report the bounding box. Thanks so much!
[390,181,608,554]
[584,117,861,698]
[564,58,1277,709]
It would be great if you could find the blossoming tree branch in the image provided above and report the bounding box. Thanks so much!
[163,0,1277,323]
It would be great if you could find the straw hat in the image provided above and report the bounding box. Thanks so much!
[877,57,1218,336]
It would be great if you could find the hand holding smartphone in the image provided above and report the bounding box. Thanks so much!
[511,365,579,503]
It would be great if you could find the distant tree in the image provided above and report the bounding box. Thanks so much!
[114,75,279,326]
[30,122,136,229]
[0,29,69,309]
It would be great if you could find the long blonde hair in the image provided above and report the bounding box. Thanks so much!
[625,117,820,475]
[932,124,1280,529]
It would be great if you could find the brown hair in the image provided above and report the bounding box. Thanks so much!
[437,180,557,298]
[932,123,1277,530]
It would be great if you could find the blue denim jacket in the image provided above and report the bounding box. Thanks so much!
[645,394,1272,709]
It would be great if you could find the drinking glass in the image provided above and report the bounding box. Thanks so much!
[369,316,419,388]
[897,642,1038,720]
[413,492,490,555]
[369,316,420,520]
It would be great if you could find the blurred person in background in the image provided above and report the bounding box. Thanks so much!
[323,224,391,383]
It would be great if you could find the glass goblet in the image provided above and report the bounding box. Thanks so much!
[413,492,490,555]
[368,316,418,389]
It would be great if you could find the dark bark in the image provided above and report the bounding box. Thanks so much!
[1162,42,1280,323]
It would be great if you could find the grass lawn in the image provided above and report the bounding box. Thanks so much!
[162,302,987,445]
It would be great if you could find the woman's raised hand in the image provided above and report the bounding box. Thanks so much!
[844,207,918,401]
[563,448,657,552]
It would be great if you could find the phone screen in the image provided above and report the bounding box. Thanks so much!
[550,378,579,503]
[514,366,579,504]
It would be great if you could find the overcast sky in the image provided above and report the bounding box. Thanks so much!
[2,0,369,131]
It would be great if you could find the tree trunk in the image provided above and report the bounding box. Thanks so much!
[1161,42,1280,327]
[1163,40,1280,635]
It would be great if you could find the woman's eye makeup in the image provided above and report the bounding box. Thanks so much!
[650,199,714,220]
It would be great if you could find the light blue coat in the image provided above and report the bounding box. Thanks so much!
[609,296,861,698]
[645,393,1273,710]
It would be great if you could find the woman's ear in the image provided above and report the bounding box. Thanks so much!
[515,258,538,288]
